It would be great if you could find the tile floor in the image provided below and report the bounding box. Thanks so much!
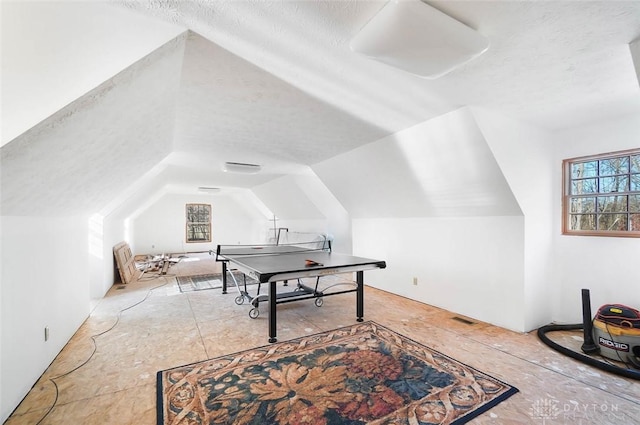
[5,253,640,424]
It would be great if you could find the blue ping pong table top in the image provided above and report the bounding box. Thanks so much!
[217,245,386,283]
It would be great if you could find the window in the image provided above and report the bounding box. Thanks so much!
[186,204,211,242]
[563,148,640,237]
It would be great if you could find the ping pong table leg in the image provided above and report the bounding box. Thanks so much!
[356,271,364,322]
[269,281,277,343]
[221,261,228,294]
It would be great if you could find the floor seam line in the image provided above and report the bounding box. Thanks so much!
[185,293,210,359]
[457,331,640,406]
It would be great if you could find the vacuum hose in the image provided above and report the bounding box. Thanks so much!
[537,323,640,380]
[537,289,640,381]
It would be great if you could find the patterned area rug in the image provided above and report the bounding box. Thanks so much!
[157,322,518,424]
[176,272,257,292]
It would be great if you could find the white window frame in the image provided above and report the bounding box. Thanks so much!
[562,148,640,237]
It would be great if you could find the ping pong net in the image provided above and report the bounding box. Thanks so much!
[215,239,331,260]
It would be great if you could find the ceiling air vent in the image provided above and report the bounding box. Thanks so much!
[222,161,262,174]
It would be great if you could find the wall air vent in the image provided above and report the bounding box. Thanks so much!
[222,161,262,174]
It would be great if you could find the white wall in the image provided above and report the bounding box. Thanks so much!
[0,216,90,422]
[252,175,326,221]
[472,108,556,331]
[88,213,129,304]
[131,192,267,256]
[268,218,332,245]
[317,108,530,331]
[88,214,109,309]
[0,11,186,421]
[552,113,640,323]
[253,173,352,253]
[353,216,525,331]
[289,174,352,254]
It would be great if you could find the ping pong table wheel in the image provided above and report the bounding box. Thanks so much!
[234,295,245,305]
[314,297,323,307]
[249,308,259,319]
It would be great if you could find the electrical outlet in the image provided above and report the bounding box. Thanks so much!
[413,277,418,285]
[44,327,49,342]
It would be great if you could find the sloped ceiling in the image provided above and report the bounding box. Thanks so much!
[313,107,522,218]
[0,0,185,146]
[253,175,326,220]
[2,1,640,220]
[174,32,389,165]
[114,0,640,131]
[1,35,186,216]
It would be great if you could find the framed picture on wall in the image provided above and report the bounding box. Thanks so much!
[186,203,211,243]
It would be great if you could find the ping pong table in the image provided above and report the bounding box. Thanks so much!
[215,242,386,343]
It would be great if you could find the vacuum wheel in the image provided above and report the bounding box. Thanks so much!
[249,308,259,319]
[235,295,244,305]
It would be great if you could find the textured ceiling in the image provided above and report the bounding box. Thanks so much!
[112,0,640,193]
[173,32,388,166]
[1,36,186,215]
[2,0,640,217]
[117,0,640,133]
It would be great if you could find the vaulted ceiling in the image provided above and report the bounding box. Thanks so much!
[2,0,640,218]
[115,0,640,131]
